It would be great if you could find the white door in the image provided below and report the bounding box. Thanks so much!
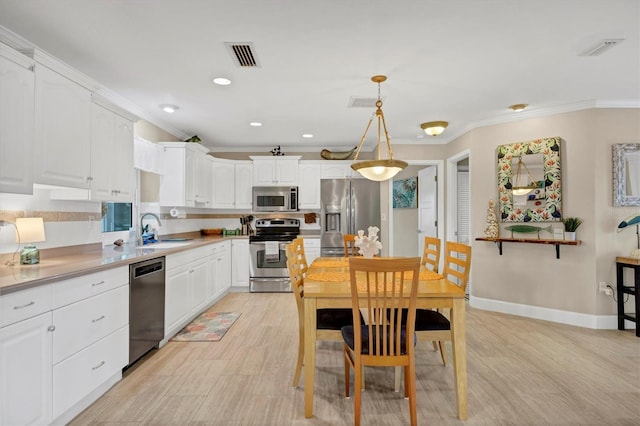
[418,166,438,257]
[457,171,470,244]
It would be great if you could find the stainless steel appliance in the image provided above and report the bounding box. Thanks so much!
[129,257,165,366]
[252,186,298,212]
[320,178,381,257]
[249,218,300,292]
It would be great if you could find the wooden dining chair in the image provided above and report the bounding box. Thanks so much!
[414,241,471,365]
[422,236,441,272]
[343,234,360,257]
[286,239,357,388]
[342,257,421,426]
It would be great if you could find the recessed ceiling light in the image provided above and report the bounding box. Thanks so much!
[509,103,528,111]
[302,133,314,138]
[249,122,263,127]
[160,104,179,113]
[213,77,231,86]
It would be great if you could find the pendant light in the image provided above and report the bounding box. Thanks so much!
[351,75,407,181]
[512,156,538,196]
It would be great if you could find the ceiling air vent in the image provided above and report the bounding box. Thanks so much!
[348,97,380,108]
[579,38,625,56]
[224,42,260,67]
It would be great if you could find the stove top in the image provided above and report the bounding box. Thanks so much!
[250,218,300,242]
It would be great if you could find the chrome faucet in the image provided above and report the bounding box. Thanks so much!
[140,213,162,244]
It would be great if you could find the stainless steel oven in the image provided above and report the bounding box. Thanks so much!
[249,218,300,292]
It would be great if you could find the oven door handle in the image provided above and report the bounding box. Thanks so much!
[250,241,290,249]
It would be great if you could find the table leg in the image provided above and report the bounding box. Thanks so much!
[303,297,317,418]
[450,298,468,420]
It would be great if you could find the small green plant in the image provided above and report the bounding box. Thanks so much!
[562,217,583,232]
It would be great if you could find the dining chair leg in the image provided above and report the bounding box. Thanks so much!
[292,328,304,387]
[354,362,362,426]
[344,349,351,398]
[394,366,402,392]
[432,341,439,351]
[438,341,448,366]
[406,363,417,426]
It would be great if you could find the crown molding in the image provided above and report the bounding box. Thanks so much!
[0,42,34,69]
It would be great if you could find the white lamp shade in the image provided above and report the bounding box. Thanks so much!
[15,218,46,243]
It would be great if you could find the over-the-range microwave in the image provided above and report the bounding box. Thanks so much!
[252,186,298,212]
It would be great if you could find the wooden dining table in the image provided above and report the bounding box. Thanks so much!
[302,256,468,420]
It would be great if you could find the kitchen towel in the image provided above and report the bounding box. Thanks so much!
[264,241,280,262]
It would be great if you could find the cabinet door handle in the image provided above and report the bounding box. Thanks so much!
[13,301,35,310]
[87,176,93,182]
[91,361,106,370]
[92,315,106,323]
[91,281,105,287]
[47,325,56,332]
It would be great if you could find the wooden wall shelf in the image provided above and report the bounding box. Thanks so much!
[475,237,581,259]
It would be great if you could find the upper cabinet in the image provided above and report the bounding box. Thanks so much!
[211,157,235,208]
[90,99,136,202]
[234,161,253,209]
[250,156,300,186]
[0,44,35,194]
[298,162,321,209]
[34,64,92,188]
[159,142,212,207]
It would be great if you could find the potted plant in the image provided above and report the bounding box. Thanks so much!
[562,217,583,241]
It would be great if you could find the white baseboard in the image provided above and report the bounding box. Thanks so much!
[469,296,635,330]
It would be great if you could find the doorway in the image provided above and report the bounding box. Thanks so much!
[446,150,471,292]
[387,160,444,257]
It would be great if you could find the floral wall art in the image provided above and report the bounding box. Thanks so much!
[393,177,418,209]
[497,136,562,222]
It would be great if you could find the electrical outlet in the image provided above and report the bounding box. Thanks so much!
[599,282,614,296]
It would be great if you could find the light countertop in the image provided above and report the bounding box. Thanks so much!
[0,235,249,295]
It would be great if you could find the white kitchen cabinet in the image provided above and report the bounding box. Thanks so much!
[250,156,301,186]
[298,162,322,209]
[164,262,193,337]
[321,161,359,179]
[33,63,92,188]
[159,142,211,207]
[190,260,209,314]
[52,326,128,419]
[90,101,136,201]
[212,157,236,208]
[303,237,321,265]
[235,161,253,209]
[0,45,35,194]
[232,239,250,288]
[216,240,232,294]
[0,312,53,426]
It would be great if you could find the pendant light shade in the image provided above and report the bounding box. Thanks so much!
[351,75,407,181]
[512,156,538,195]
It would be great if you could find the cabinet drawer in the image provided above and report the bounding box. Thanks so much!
[166,247,208,270]
[53,285,129,364]
[52,325,128,419]
[53,266,128,308]
[0,284,53,328]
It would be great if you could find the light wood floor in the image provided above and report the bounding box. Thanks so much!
[70,292,640,425]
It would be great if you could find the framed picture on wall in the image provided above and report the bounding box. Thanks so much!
[393,177,418,208]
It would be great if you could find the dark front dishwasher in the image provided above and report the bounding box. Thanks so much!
[128,257,165,366]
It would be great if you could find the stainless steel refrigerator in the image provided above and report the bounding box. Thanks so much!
[320,178,381,257]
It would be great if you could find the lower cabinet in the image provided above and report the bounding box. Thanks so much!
[165,241,232,339]
[0,267,129,426]
[232,239,250,288]
[0,312,53,426]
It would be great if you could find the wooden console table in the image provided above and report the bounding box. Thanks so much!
[475,237,581,259]
[616,256,640,337]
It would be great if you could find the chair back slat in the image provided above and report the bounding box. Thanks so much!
[442,241,472,292]
[348,257,421,359]
[343,234,360,257]
[422,236,441,273]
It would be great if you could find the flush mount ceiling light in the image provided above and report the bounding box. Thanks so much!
[160,104,179,113]
[509,103,528,112]
[351,75,408,181]
[249,122,263,127]
[302,133,314,138]
[420,121,448,136]
[213,77,231,86]
[512,155,539,196]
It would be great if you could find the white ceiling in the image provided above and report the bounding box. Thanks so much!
[0,0,638,153]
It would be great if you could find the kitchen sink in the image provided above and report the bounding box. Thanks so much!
[137,241,192,250]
